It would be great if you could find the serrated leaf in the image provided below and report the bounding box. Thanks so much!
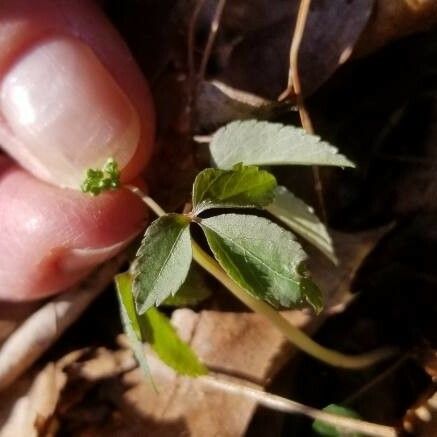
[163,266,212,307]
[133,214,192,314]
[116,273,206,377]
[267,186,337,263]
[141,306,208,377]
[115,273,151,378]
[210,120,354,169]
[313,404,363,437]
[192,164,277,214]
[199,213,322,311]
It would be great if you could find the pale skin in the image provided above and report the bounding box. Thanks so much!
[0,0,155,300]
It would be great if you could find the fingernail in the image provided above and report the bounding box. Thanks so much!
[1,37,140,188]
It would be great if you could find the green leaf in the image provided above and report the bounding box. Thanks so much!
[115,273,151,378]
[313,404,363,437]
[199,213,322,311]
[116,273,207,377]
[209,120,354,169]
[132,214,192,314]
[163,266,212,307]
[267,186,337,263]
[192,164,277,214]
[142,307,208,376]
[301,276,324,314]
[81,157,121,195]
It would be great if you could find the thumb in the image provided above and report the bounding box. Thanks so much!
[0,0,154,188]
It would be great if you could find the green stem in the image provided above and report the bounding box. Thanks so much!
[192,241,395,369]
[141,195,396,369]
[141,194,167,217]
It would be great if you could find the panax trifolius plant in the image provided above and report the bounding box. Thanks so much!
[83,120,392,375]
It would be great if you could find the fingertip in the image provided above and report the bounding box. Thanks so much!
[0,157,148,300]
[0,0,155,188]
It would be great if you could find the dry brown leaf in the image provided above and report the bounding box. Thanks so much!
[221,0,374,99]
[421,349,437,381]
[402,349,437,435]
[221,0,437,101]
[295,0,374,96]
[44,310,304,436]
[119,309,297,437]
[0,252,129,391]
[403,387,437,436]
[38,341,395,436]
[195,80,290,131]
[0,364,62,437]
[294,0,437,95]
[296,0,437,95]
[0,349,85,437]
[66,347,135,381]
[357,0,437,55]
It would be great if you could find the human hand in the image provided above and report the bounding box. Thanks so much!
[0,0,155,300]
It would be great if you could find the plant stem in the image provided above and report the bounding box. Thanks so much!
[141,194,167,217]
[191,240,395,369]
[141,195,396,369]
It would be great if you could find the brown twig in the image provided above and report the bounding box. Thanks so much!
[201,373,398,437]
[287,0,313,128]
[187,0,207,133]
[198,0,227,81]
[187,0,207,91]
[73,341,397,437]
[284,0,327,223]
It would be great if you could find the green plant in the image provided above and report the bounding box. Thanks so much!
[313,404,363,437]
[80,157,120,195]
[82,120,395,376]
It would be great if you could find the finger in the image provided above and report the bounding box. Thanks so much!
[0,155,147,300]
[0,0,154,188]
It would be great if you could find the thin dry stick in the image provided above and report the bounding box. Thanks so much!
[43,338,395,437]
[187,0,207,130]
[288,0,327,223]
[0,252,129,391]
[69,342,397,437]
[288,0,312,128]
[187,0,207,90]
[198,0,227,80]
[202,373,398,437]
